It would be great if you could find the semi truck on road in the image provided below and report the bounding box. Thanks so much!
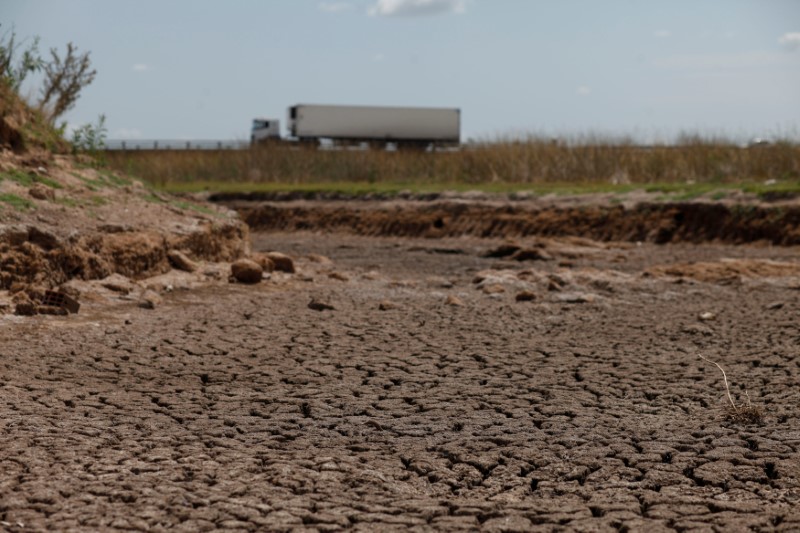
[252,104,460,149]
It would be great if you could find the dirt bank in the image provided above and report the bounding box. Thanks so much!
[1,152,250,313]
[230,199,800,245]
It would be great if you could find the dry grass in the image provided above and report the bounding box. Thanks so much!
[698,353,764,424]
[104,137,800,193]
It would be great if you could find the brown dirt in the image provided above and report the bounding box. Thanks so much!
[233,198,800,245]
[2,222,799,530]
[1,152,249,313]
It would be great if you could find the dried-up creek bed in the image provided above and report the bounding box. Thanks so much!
[1,206,800,530]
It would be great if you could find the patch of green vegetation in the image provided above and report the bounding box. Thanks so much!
[141,192,166,204]
[173,200,218,216]
[151,178,800,203]
[90,195,108,206]
[0,169,34,186]
[98,169,132,187]
[0,193,34,210]
[70,171,106,191]
[710,190,727,201]
[55,196,80,208]
[0,169,62,189]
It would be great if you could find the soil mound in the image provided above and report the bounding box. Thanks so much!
[234,201,800,245]
[1,151,249,311]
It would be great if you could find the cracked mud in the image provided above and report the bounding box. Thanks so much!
[2,230,800,531]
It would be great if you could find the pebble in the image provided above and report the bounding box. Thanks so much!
[266,252,295,273]
[445,295,466,307]
[231,259,263,284]
[515,291,537,302]
[378,300,398,311]
[482,284,506,295]
[308,298,335,311]
[167,250,198,272]
[139,290,162,309]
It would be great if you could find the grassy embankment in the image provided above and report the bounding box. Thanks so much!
[104,138,800,200]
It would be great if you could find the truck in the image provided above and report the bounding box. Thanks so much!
[286,104,460,149]
[250,118,281,143]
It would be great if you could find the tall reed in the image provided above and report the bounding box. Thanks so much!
[105,137,800,189]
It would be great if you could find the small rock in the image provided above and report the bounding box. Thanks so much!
[482,284,506,295]
[266,252,295,273]
[482,243,521,258]
[378,300,398,311]
[557,292,595,304]
[512,248,552,261]
[231,259,263,284]
[683,324,714,336]
[328,272,349,281]
[308,298,334,311]
[251,253,275,272]
[139,290,162,309]
[100,273,136,294]
[699,311,716,321]
[167,250,198,272]
[547,280,563,292]
[426,276,454,289]
[37,305,67,316]
[307,253,333,264]
[515,291,537,302]
[765,301,784,310]
[14,301,37,316]
[445,295,466,307]
[28,184,55,201]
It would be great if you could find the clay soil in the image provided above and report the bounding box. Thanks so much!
[2,194,800,531]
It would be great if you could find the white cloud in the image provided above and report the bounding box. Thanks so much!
[576,86,591,96]
[131,64,149,72]
[654,29,671,38]
[368,0,466,17]
[114,128,143,139]
[779,32,800,51]
[319,2,353,12]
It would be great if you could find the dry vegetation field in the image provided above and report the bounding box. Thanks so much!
[105,137,800,196]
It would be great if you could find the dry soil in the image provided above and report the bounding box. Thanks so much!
[1,219,800,531]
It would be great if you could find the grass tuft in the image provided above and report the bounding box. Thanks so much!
[699,353,764,425]
[0,193,34,210]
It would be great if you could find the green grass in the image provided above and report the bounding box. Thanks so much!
[70,169,133,191]
[0,193,34,210]
[55,197,81,208]
[154,178,800,201]
[1,169,63,189]
[172,200,219,216]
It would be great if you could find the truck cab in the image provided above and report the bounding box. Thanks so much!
[251,118,281,144]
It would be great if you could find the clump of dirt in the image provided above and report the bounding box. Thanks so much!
[232,200,800,245]
[1,149,250,313]
[0,81,70,154]
[647,258,800,283]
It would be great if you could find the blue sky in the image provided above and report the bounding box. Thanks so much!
[5,0,800,142]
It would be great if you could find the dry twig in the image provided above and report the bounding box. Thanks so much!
[698,353,763,424]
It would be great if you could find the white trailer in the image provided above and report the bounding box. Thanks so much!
[287,104,460,148]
